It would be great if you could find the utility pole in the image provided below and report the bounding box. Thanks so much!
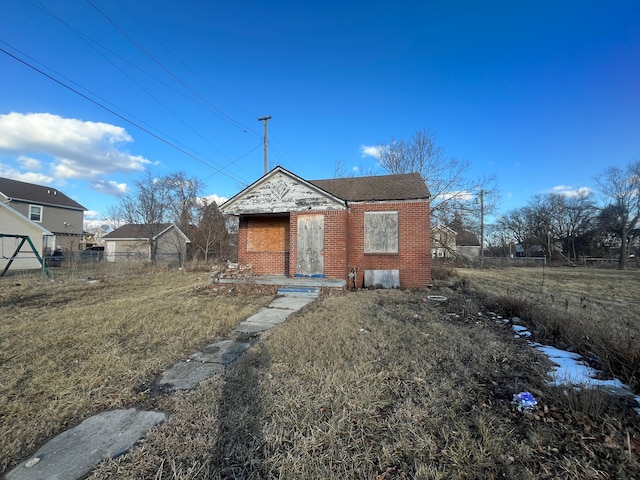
[479,189,485,268]
[258,115,272,174]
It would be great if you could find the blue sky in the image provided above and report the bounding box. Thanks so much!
[1,1,638,227]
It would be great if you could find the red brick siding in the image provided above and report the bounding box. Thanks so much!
[237,217,290,275]
[236,200,431,288]
[347,201,431,289]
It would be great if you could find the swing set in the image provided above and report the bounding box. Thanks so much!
[0,234,52,278]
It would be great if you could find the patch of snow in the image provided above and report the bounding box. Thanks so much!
[512,325,531,338]
[510,322,640,413]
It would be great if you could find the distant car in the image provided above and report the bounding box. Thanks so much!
[45,249,65,267]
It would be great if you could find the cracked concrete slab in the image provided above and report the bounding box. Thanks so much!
[250,307,292,324]
[268,296,315,310]
[157,361,224,391]
[188,340,250,364]
[6,409,165,480]
[234,308,288,333]
[234,321,277,333]
[234,298,314,333]
[5,292,317,480]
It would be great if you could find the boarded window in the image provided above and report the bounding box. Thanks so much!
[364,211,398,253]
[247,217,289,252]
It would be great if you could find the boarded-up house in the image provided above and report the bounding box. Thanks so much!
[103,223,190,264]
[0,201,53,272]
[220,166,431,289]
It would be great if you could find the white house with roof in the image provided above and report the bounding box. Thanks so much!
[103,223,191,264]
[0,177,86,255]
[0,201,53,273]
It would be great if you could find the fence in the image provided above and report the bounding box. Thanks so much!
[475,256,547,267]
[0,250,196,280]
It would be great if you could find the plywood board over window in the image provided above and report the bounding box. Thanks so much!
[247,217,290,252]
[364,211,398,253]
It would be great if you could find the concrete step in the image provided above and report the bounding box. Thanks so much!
[277,287,320,298]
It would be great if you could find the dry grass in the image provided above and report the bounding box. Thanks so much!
[90,288,640,479]
[0,267,272,473]
[457,266,640,391]
[3,266,640,478]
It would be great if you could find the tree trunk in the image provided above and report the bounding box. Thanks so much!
[618,227,627,270]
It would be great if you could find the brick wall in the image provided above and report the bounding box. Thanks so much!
[237,217,290,275]
[236,200,431,288]
[346,201,431,289]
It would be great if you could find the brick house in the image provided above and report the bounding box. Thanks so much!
[220,166,431,289]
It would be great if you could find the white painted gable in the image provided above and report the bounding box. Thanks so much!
[221,167,345,215]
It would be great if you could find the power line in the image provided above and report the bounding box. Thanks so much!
[0,46,248,184]
[1,41,228,175]
[85,0,262,140]
[27,0,240,165]
[114,0,260,123]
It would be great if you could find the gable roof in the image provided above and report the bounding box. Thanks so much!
[0,177,87,211]
[433,224,457,235]
[310,172,430,202]
[221,166,347,215]
[104,223,190,242]
[221,166,431,216]
[0,201,53,235]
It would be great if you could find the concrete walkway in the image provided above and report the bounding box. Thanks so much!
[6,292,316,480]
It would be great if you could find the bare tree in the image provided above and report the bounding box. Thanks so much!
[484,223,515,257]
[192,200,232,264]
[498,192,600,262]
[115,171,171,225]
[164,172,204,233]
[546,192,598,261]
[110,171,202,262]
[595,161,640,269]
[375,129,498,225]
[497,207,536,256]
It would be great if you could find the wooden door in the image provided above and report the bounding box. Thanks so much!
[296,215,324,276]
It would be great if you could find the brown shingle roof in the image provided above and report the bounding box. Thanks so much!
[309,172,430,202]
[104,223,173,239]
[0,176,86,210]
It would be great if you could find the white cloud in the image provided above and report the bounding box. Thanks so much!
[360,144,384,159]
[17,155,43,170]
[92,180,129,196]
[439,190,474,201]
[84,210,101,220]
[0,163,55,185]
[201,193,228,205]
[0,112,152,180]
[548,185,593,198]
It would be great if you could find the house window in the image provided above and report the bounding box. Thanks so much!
[29,205,43,223]
[364,211,398,253]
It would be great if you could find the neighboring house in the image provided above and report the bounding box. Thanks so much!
[220,166,431,289]
[0,177,86,255]
[455,228,481,259]
[431,224,457,258]
[0,201,53,271]
[103,223,191,264]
